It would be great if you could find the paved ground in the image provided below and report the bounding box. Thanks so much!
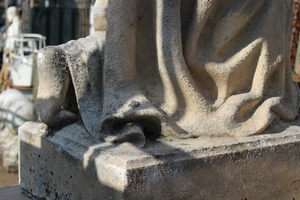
[0,186,30,200]
[0,154,19,188]
[0,154,27,199]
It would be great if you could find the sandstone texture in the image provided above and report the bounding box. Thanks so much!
[19,0,300,199]
[36,0,299,145]
[19,121,300,200]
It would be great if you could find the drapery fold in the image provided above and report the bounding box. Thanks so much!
[44,0,299,143]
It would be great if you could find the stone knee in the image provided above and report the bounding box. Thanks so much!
[36,46,78,128]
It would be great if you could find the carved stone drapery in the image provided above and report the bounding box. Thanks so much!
[36,0,299,146]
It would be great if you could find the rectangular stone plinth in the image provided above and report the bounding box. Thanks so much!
[19,122,300,199]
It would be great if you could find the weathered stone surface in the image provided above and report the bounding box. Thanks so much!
[20,0,300,199]
[19,121,300,199]
[36,0,300,145]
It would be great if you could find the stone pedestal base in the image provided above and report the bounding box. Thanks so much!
[19,121,300,199]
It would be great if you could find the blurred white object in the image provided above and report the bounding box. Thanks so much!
[9,33,46,87]
[45,0,49,7]
[0,89,37,172]
[0,89,36,132]
[4,6,21,51]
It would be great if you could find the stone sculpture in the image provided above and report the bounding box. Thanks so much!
[36,0,299,147]
[4,6,21,53]
[20,1,300,199]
